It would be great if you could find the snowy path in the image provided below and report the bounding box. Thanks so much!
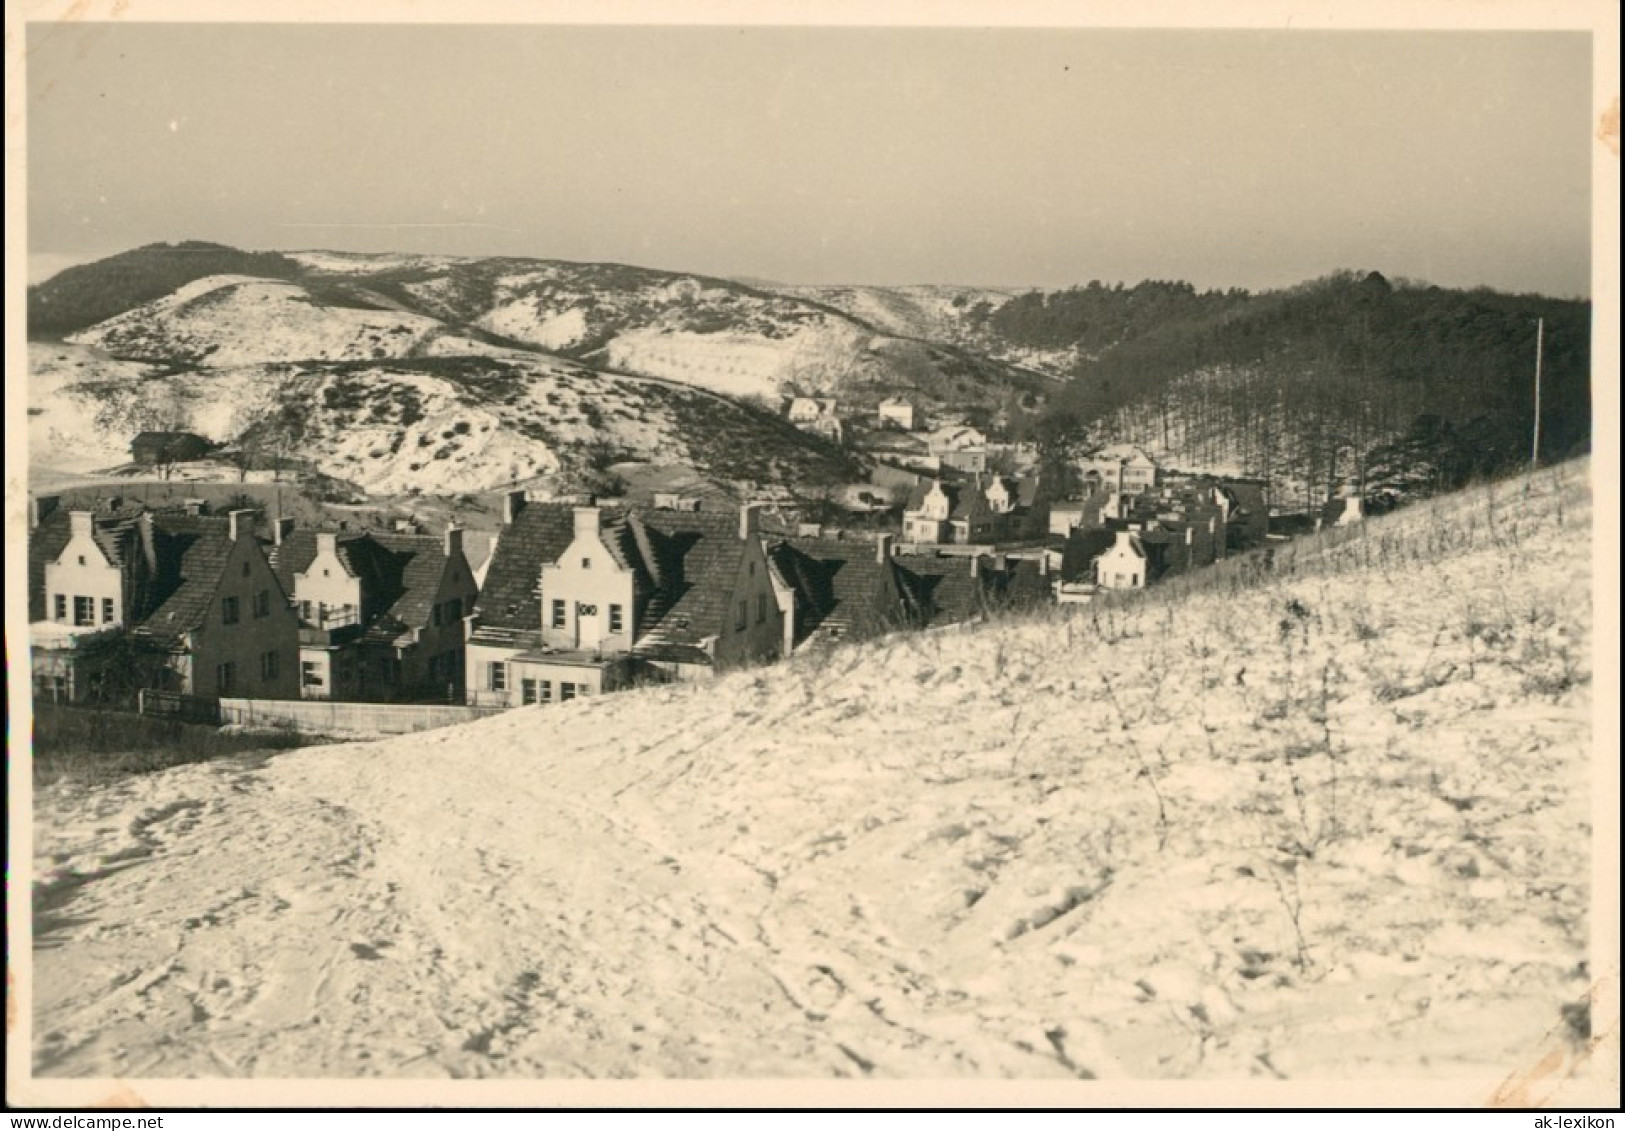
[30,467,1602,1083]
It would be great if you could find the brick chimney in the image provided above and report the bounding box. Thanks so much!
[875,533,894,564]
[30,495,62,530]
[316,531,339,556]
[68,510,94,539]
[969,554,981,578]
[445,523,464,558]
[503,489,528,525]
[273,517,295,545]
[573,505,601,540]
[739,502,761,541]
[228,509,255,542]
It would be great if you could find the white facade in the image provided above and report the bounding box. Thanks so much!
[540,508,639,654]
[44,512,123,628]
[1094,530,1148,589]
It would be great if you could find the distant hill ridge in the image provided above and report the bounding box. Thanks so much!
[27,243,1591,507]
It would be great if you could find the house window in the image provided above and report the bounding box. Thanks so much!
[73,596,95,626]
[221,596,240,625]
[444,597,462,623]
[78,555,86,566]
[302,661,323,687]
[521,678,538,705]
[757,593,767,624]
[299,600,313,623]
[551,599,566,629]
[260,651,280,681]
[489,662,508,692]
[253,590,271,618]
[216,661,237,695]
[609,603,624,633]
[736,599,747,631]
[560,682,576,702]
[242,561,251,577]
[539,680,553,703]
[582,557,592,569]
[54,594,67,621]
[102,598,116,624]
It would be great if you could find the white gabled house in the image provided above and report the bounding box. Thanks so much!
[465,495,787,708]
[1093,528,1149,590]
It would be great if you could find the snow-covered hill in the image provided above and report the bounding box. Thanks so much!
[773,283,1021,341]
[28,248,1053,496]
[66,276,463,367]
[25,345,856,498]
[774,284,1079,380]
[28,462,1604,1096]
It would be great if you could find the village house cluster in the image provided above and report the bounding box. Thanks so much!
[461,491,1051,709]
[1047,444,1271,599]
[27,440,1277,719]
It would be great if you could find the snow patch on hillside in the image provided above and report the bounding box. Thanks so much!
[25,344,164,471]
[29,464,1601,1090]
[776,284,1021,340]
[478,301,589,351]
[606,323,868,400]
[68,280,452,367]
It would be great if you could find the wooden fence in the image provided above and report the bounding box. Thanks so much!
[139,690,505,737]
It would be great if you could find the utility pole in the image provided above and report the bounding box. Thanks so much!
[1531,316,1544,472]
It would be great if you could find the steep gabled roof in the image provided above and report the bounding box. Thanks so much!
[769,538,910,644]
[1104,531,1148,559]
[28,504,154,619]
[267,529,364,594]
[903,480,940,512]
[367,532,455,633]
[27,512,74,622]
[1060,528,1116,583]
[894,556,986,626]
[471,503,580,633]
[135,513,235,642]
[633,510,747,649]
[987,558,1051,610]
[949,483,993,523]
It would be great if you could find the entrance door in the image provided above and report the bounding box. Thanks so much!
[576,601,602,650]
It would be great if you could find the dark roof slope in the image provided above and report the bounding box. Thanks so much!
[894,555,986,626]
[770,538,911,643]
[367,533,453,632]
[135,514,234,642]
[471,503,580,633]
[27,512,73,622]
[1060,528,1116,583]
[634,511,747,648]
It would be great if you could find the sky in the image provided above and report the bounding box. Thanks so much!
[24,22,1596,296]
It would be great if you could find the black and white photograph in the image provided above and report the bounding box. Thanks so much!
[7,0,1618,1110]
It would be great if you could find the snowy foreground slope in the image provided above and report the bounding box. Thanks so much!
[29,463,1604,1089]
